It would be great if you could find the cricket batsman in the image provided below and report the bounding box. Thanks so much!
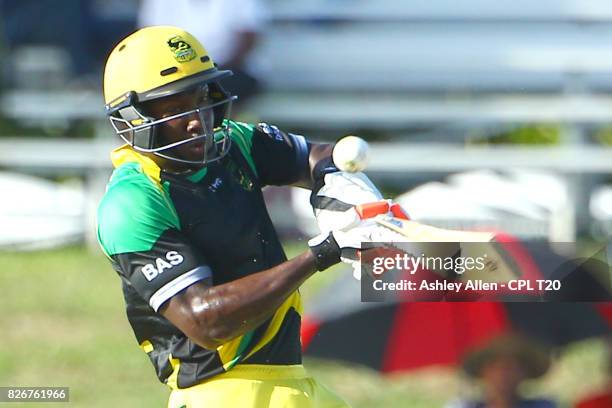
[96,25,390,407]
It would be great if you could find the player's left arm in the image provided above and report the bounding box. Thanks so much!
[241,121,395,230]
[243,121,355,189]
[296,142,334,189]
[240,121,332,188]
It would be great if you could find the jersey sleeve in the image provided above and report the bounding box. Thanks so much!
[229,121,310,186]
[97,171,211,312]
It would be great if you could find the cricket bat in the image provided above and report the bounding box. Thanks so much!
[361,212,518,284]
[374,215,495,243]
[332,136,520,284]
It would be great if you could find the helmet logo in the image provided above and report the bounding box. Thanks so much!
[167,36,197,63]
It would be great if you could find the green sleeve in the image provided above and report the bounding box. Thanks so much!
[97,163,180,257]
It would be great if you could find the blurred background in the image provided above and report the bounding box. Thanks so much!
[1,0,611,407]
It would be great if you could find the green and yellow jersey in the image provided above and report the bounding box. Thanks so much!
[97,120,310,389]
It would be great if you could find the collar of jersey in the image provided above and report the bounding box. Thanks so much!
[110,144,162,185]
[110,144,210,184]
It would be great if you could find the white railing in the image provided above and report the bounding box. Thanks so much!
[2,137,611,243]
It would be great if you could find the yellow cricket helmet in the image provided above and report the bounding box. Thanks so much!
[103,25,236,166]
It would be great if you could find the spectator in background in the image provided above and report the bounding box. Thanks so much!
[447,334,557,408]
[138,0,263,107]
[574,338,612,408]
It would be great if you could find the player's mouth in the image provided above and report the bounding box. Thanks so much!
[186,136,206,153]
[189,143,205,154]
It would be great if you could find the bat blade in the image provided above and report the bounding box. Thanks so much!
[374,215,496,243]
[371,215,521,290]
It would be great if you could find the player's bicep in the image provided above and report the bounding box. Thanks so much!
[113,228,212,312]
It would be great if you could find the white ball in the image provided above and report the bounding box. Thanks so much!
[332,136,370,173]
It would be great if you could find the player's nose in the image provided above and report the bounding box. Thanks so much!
[186,116,202,134]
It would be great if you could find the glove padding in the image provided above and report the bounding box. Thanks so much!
[309,218,415,277]
[311,171,384,233]
[309,168,410,277]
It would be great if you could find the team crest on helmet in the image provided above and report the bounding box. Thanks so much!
[167,35,197,63]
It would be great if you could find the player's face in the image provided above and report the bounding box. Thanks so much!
[144,85,216,168]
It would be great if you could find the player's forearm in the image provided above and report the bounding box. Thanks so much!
[293,143,334,189]
[189,251,318,348]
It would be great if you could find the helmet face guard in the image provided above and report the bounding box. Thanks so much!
[103,26,238,168]
[107,83,237,166]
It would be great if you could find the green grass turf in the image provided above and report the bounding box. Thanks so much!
[0,245,608,407]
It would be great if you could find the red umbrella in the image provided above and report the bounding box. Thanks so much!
[302,299,612,373]
[303,226,611,371]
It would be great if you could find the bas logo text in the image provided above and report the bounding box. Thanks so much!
[141,251,184,281]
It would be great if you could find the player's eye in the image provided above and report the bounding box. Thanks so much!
[161,109,181,119]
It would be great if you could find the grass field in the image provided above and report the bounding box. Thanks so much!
[0,245,609,407]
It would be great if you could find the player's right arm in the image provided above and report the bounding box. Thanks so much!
[97,168,354,350]
[159,222,370,349]
[160,225,368,349]
[159,251,318,349]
